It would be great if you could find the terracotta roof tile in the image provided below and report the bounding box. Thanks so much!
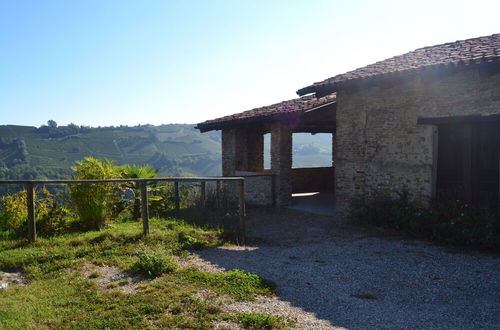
[297,33,500,95]
[196,94,335,131]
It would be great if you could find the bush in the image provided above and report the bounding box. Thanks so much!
[0,189,29,232]
[37,200,75,236]
[0,187,72,236]
[220,269,276,300]
[69,157,121,230]
[134,245,177,277]
[350,191,500,251]
[237,312,295,329]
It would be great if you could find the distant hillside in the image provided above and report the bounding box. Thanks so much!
[0,123,333,184]
[0,124,222,183]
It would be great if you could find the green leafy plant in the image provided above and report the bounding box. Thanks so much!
[119,164,159,221]
[350,191,500,251]
[134,244,177,277]
[0,189,29,233]
[0,187,72,236]
[222,270,275,300]
[237,312,295,329]
[69,157,121,230]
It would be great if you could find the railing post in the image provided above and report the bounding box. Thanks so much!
[174,181,180,212]
[26,182,36,242]
[140,181,149,235]
[238,179,245,244]
[200,181,206,209]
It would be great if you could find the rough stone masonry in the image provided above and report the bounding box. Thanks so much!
[334,65,500,211]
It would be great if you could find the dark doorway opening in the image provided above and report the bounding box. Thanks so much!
[437,122,500,213]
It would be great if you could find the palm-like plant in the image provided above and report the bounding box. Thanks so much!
[119,164,160,221]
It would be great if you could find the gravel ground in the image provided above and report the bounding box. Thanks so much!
[190,208,500,329]
[79,264,148,294]
[0,270,26,290]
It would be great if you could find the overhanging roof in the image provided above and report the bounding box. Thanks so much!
[196,94,336,132]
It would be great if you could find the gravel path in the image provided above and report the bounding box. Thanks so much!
[191,208,500,329]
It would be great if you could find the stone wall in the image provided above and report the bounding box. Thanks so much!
[221,123,293,207]
[335,65,500,211]
[222,128,264,176]
[235,171,274,206]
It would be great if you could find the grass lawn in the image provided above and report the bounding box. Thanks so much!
[0,219,293,329]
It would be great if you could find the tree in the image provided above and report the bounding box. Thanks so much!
[119,164,159,221]
[47,120,58,129]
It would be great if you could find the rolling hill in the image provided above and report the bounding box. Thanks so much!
[0,124,222,183]
[0,123,333,185]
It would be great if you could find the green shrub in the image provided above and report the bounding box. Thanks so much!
[0,187,72,236]
[178,232,209,250]
[0,189,29,232]
[220,269,276,300]
[69,157,121,230]
[237,312,295,329]
[119,164,159,221]
[134,245,177,277]
[350,191,500,251]
[36,198,75,236]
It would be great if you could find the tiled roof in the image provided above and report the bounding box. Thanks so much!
[196,94,336,131]
[297,33,500,95]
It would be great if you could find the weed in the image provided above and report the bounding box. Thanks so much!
[180,268,276,301]
[118,278,129,286]
[237,312,295,329]
[350,191,500,252]
[133,244,178,278]
[88,271,99,279]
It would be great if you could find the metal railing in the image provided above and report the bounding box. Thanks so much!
[0,177,246,243]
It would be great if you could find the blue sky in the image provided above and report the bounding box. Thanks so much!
[0,0,499,127]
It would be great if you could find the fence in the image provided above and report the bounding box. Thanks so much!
[0,177,245,243]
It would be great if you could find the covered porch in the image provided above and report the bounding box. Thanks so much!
[196,94,336,209]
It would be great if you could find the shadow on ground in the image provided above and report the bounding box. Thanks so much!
[194,208,500,329]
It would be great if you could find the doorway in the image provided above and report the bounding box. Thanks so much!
[437,122,500,213]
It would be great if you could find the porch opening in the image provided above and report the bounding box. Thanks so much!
[287,132,335,215]
[291,133,333,194]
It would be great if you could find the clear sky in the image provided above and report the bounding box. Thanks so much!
[0,0,498,127]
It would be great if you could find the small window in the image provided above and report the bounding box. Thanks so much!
[263,133,271,169]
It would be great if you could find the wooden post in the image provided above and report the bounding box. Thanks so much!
[174,181,180,212]
[238,179,245,244]
[140,181,149,235]
[26,182,36,242]
[216,180,222,211]
[200,181,206,209]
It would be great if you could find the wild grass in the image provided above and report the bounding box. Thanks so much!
[0,219,280,329]
[237,312,296,329]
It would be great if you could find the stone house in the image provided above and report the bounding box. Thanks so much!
[197,34,500,213]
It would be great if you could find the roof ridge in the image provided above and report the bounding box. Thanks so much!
[414,33,500,51]
[196,93,336,131]
[298,33,500,95]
